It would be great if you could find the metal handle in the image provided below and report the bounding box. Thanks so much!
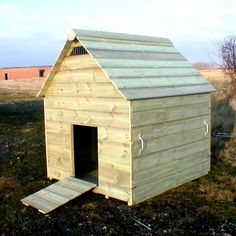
[204,120,209,136]
[139,134,144,156]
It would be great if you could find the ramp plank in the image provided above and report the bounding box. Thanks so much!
[21,177,96,214]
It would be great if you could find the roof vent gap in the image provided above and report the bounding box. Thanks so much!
[70,46,88,56]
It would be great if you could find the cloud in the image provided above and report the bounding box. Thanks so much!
[1,0,235,41]
[0,0,235,66]
[0,2,28,39]
[141,0,236,40]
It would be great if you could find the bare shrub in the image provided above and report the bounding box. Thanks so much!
[218,35,236,97]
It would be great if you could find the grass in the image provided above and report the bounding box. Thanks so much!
[0,70,236,235]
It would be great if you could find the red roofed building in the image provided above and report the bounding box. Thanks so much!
[0,66,52,80]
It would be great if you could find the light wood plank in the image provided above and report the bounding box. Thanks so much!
[98,127,130,143]
[62,177,96,189]
[105,68,199,78]
[134,173,177,203]
[47,143,70,156]
[99,160,130,173]
[45,97,129,114]
[131,103,210,127]
[46,132,69,145]
[21,177,96,214]
[46,183,82,197]
[132,115,209,141]
[72,29,172,44]
[77,35,172,47]
[98,180,130,201]
[131,94,209,112]
[53,69,108,83]
[120,84,215,100]
[22,194,57,214]
[177,161,210,184]
[133,151,209,186]
[49,181,94,195]
[34,189,70,203]
[47,153,71,171]
[99,154,130,166]
[111,76,207,89]
[45,82,121,98]
[96,59,192,69]
[93,187,129,202]
[99,141,130,158]
[99,162,130,188]
[132,128,207,157]
[133,161,209,204]
[60,55,99,70]
[88,49,185,61]
[45,121,69,134]
[45,108,129,129]
[133,139,210,172]
[84,41,178,53]
[47,166,71,180]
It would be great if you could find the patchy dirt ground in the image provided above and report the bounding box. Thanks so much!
[0,101,235,236]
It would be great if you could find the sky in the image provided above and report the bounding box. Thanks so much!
[0,0,235,67]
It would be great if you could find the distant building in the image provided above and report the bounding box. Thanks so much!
[0,66,52,80]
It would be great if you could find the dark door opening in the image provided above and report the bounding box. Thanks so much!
[4,73,8,80]
[73,125,98,183]
[39,69,45,77]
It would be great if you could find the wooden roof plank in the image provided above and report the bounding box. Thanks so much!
[119,84,215,100]
[105,68,199,78]
[76,36,173,47]
[112,77,208,89]
[71,28,172,44]
[96,59,192,69]
[88,49,185,61]
[83,41,178,53]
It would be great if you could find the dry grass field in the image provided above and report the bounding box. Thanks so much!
[0,69,235,235]
[199,69,232,95]
[199,69,228,82]
[0,69,231,101]
[0,77,45,102]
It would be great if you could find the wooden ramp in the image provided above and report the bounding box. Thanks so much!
[21,177,96,214]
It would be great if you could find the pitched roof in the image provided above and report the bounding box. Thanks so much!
[38,29,215,99]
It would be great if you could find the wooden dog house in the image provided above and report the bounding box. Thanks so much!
[22,29,215,213]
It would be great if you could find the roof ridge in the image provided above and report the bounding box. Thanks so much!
[68,28,172,45]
